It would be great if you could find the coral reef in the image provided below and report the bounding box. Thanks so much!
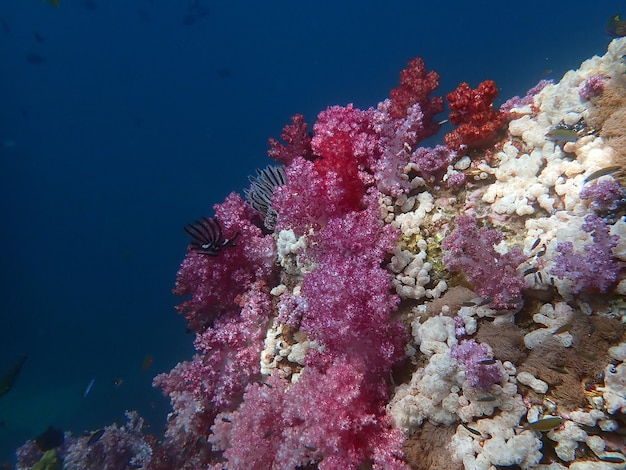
[16,40,626,469]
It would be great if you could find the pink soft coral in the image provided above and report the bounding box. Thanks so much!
[173,193,276,331]
[211,358,407,470]
[300,202,407,377]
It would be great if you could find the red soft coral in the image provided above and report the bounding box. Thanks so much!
[388,57,444,140]
[268,113,313,165]
[444,80,508,150]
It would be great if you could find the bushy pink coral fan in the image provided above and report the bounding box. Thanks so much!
[267,113,313,164]
[451,340,503,391]
[441,215,527,309]
[550,214,621,294]
[210,200,409,469]
[311,104,379,170]
[272,156,364,235]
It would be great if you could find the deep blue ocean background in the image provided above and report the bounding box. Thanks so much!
[0,0,619,465]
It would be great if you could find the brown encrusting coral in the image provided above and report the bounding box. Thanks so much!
[403,423,461,470]
[587,75,626,171]
[519,309,625,410]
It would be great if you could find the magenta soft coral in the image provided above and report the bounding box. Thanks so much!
[444,80,508,150]
[441,215,527,309]
[300,203,407,377]
[155,280,272,413]
[173,192,276,331]
[210,359,407,470]
[208,201,409,469]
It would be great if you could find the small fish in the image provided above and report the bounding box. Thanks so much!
[584,166,621,183]
[304,444,317,452]
[476,297,494,306]
[0,356,27,398]
[531,238,541,250]
[492,309,513,316]
[263,430,273,438]
[460,300,476,307]
[552,322,573,335]
[537,271,543,284]
[141,355,153,371]
[588,324,596,337]
[548,366,569,374]
[167,412,179,422]
[506,296,523,305]
[260,381,273,388]
[221,416,231,423]
[461,422,481,436]
[540,69,553,78]
[477,358,496,365]
[536,245,546,257]
[476,395,497,402]
[546,128,579,142]
[82,378,95,398]
[113,378,123,387]
[87,428,105,445]
[524,416,563,432]
[600,455,626,463]
[523,267,539,276]
[607,14,626,37]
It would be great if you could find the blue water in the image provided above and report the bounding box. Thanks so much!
[0,0,618,465]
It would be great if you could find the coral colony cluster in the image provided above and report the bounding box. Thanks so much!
[17,39,626,469]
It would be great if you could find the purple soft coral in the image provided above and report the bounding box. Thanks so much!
[441,215,527,309]
[451,339,503,391]
[410,145,457,184]
[580,179,624,212]
[579,74,607,100]
[550,214,620,294]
